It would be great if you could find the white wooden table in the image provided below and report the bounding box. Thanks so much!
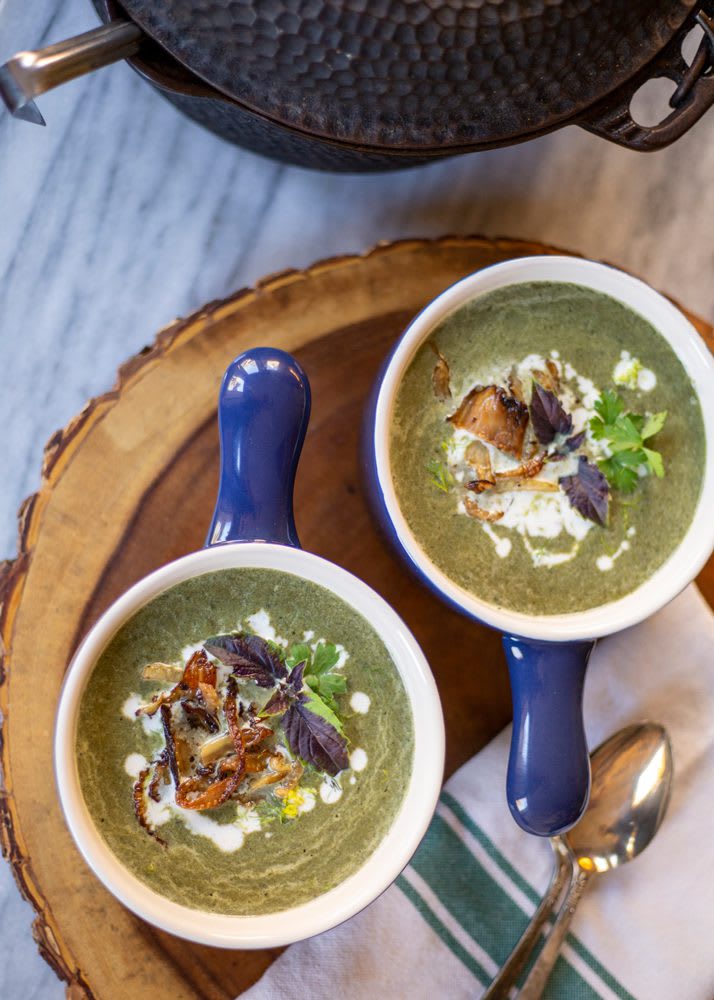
[1,2,713,996]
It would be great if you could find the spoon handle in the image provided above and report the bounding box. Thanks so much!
[517,868,592,999]
[482,839,574,1000]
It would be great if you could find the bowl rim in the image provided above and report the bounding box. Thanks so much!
[54,542,444,947]
[372,255,714,641]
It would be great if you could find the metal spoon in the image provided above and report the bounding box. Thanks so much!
[484,722,673,999]
[482,838,573,999]
[518,721,673,999]
[0,21,142,125]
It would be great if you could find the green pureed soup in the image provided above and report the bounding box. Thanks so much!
[77,568,414,915]
[390,282,706,615]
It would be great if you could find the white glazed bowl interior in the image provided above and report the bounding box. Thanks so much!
[55,543,444,948]
[374,255,714,642]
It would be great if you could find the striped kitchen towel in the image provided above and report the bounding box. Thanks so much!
[243,584,714,1000]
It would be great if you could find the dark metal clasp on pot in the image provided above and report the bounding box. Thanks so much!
[671,6,714,108]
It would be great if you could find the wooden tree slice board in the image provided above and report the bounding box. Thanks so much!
[1,236,712,999]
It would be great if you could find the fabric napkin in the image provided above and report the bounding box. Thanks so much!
[242,584,714,1000]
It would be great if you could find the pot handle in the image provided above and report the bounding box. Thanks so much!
[503,636,594,837]
[205,348,310,549]
[578,6,714,151]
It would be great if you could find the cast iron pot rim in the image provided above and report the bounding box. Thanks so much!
[99,0,702,156]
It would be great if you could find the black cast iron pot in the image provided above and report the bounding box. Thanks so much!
[2,0,713,171]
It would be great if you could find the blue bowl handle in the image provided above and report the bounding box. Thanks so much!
[503,636,594,836]
[205,347,311,549]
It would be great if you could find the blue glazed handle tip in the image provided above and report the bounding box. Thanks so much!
[205,347,310,549]
[504,636,594,837]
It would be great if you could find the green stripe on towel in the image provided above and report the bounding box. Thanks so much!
[441,791,542,904]
[396,875,491,987]
[440,792,636,1000]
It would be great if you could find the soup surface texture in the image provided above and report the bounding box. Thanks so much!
[77,568,414,915]
[390,281,705,615]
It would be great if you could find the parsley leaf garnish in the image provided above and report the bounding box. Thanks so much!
[286,643,311,669]
[598,450,641,493]
[592,389,623,427]
[641,411,667,440]
[312,641,340,676]
[589,391,667,494]
[287,640,345,712]
[313,672,347,703]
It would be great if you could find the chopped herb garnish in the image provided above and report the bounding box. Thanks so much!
[590,390,667,493]
[426,458,453,493]
[614,355,643,389]
[559,456,610,527]
[255,796,286,825]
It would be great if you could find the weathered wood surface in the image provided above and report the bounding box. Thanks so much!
[1,236,712,998]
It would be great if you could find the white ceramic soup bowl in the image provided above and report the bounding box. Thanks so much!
[365,255,714,836]
[55,347,444,948]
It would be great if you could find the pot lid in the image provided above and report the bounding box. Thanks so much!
[120,0,699,150]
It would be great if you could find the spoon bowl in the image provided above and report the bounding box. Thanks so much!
[569,722,673,874]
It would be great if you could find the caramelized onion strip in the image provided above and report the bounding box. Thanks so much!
[175,691,246,811]
[137,650,218,718]
[464,497,504,522]
[160,703,181,787]
[182,649,217,689]
[465,440,495,491]
[488,478,559,494]
[429,342,452,401]
[133,765,167,847]
[495,454,545,480]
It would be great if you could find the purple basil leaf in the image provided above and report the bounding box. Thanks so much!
[551,430,587,460]
[530,382,573,445]
[261,688,292,717]
[229,664,278,688]
[281,703,349,776]
[204,633,287,688]
[288,660,307,694]
[564,430,586,453]
[559,456,610,527]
